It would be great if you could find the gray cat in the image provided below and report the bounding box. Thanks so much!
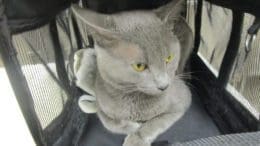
[72,0,193,145]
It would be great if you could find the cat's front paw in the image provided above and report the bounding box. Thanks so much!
[123,133,150,146]
[122,121,141,133]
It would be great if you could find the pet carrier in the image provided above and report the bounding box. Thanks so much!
[0,0,259,145]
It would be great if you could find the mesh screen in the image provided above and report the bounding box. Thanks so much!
[229,14,260,115]
[187,1,260,118]
[187,1,232,75]
[198,2,232,74]
[12,24,70,129]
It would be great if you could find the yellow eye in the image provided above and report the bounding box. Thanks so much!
[132,63,147,72]
[165,54,174,63]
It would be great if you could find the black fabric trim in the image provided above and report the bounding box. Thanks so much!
[82,0,172,14]
[205,0,260,17]
[218,11,244,86]
[4,0,260,33]
[71,15,83,49]
[193,0,203,54]
[8,16,52,34]
[50,20,73,97]
[6,0,173,31]
[0,10,46,146]
[4,0,73,33]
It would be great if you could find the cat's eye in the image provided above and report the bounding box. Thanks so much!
[132,63,147,72]
[165,54,174,64]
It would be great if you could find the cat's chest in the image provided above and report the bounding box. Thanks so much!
[125,95,169,121]
[98,92,170,121]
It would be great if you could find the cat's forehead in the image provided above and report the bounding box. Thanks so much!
[123,25,175,52]
[109,12,175,54]
[109,33,178,61]
[99,11,179,61]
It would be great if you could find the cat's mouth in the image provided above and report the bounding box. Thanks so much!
[137,87,166,96]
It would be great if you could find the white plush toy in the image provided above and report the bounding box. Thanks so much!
[74,48,98,113]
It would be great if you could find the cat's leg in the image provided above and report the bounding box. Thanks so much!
[98,110,141,134]
[123,112,184,146]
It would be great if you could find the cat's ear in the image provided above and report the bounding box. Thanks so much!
[154,0,184,24]
[71,4,120,46]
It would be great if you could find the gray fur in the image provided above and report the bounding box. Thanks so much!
[72,0,193,145]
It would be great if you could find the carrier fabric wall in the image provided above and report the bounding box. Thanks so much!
[187,0,260,130]
[12,24,68,129]
[3,10,89,145]
[1,0,180,145]
[1,0,260,146]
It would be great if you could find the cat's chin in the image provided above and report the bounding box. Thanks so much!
[138,89,164,96]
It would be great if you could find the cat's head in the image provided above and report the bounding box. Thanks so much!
[72,0,184,95]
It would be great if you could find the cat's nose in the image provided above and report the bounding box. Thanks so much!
[155,73,170,91]
[157,84,169,91]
